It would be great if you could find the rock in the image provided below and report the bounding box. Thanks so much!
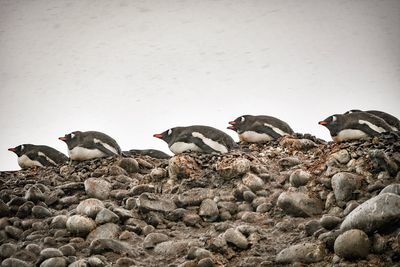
[154,240,191,257]
[118,158,139,173]
[216,158,250,179]
[59,244,76,256]
[331,172,360,207]
[66,215,96,236]
[25,244,41,255]
[242,173,264,192]
[32,206,52,218]
[5,226,23,239]
[289,169,311,187]
[87,256,104,267]
[277,192,323,217]
[40,248,63,259]
[0,243,17,258]
[150,168,167,180]
[199,199,219,221]
[340,193,400,233]
[25,185,45,202]
[84,178,112,200]
[369,149,398,176]
[87,223,120,242]
[39,257,67,267]
[331,149,351,164]
[176,188,214,207]
[89,239,138,257]
[76,198,105,218]
[115,257,136,267]
[279,157,301,169]
[137,193,176,212]
[168,155,201,179]
[0,200,10,217]
[95,208,119,224]
[51,215,68,229]
[371,233,386,254]
[183,212,202,226]
[143,233,169,249]
[276,242,326,263]
[129,185,155,196]
[223,228,248,249]
[108,165,128,176]
[279,136,317,151]
[380,184,400,196]
[334,229,370,259]
[320,215,342,230]
[243,191,256,202]
[197,258,214,267]
[1,258,31,267]
[187,247,212,260]
[16,201,34,218]
[305,220,322,236]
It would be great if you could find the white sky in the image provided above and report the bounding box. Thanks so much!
[1,0,399,171]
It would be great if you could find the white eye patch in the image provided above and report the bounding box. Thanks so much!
[332,116,337,122]
[21,145,24,150]
[240,117,245,122]
[71,133,75,139]
[168,129,172,135]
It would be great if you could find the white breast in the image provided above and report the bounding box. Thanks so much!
[169,142,202,154]
[240,131,273,143]
[333,129,368,142]
[93,138,118,154]
[69,146,107,161]
[263,123,290,136]
[191,132,228,154]
[18,155,43,169]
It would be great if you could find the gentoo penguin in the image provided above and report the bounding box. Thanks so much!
[345,109,400,131]
[59,131,121,161]
[319,112,392,142]
[153,125,237,154]
[123,149,171,159]
[8,144,68,169]
[227,115,294,143]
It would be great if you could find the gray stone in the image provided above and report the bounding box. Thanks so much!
[369,149,398,176]
[150,168,167,180]
[371,233,386,254]
[0,243,17,258]
[276,242,326,264]
[223,228,248,249]
[0,200,10,217]
[277,192,323,217]
[216,158,250,179]
[25,185,45,202]
[334,229,370,259]
[39,257,67,267]
[40,248,63,259]
[187,247,212,260]
[32,206,52,218]
[343,201,359,216]
[137,193,176,212]
[279,157,301,169]
[243,191,256,202]
[59,244,76,256]
[197,258,214,267]
[380,184,400,196]
[331,149,351,164]
[289,169,311,187]
[84,178,112,200]
[66,215,96,236]
[89,239,138,257]
[5,226,23,239]
[87,256,104,267]
[76,198,105,218]
[118,158,139,173]
[331,172,360,207]
[176,188,214,206]
[320,215,342,230]
[95,208,119,224]
[341,193,400,233]
[129,185,155,196]
[168,155,201,179]
[154,240,191,257]
[242,173,264,192]
[87,223,120,242]
[51,215,68,229]
[1,258,31,267]
[199,199,219,221]
[143,233,169,249]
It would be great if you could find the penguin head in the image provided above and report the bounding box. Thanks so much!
[227,115,250,133]
[59,131,82,149]
[319,114,343,133]
[153,128,175,144]
[8,144,32,157]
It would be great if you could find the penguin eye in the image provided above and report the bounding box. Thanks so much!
[240,117,245,123]
[167,129,172,135]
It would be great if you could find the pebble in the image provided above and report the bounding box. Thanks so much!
[331,172,360,207]
[59,244,76,256]
[276,242,326,263]
[143,233,169,248]
[86,223,120,242]
[76,198,105,218]
[0,243,17,258]
[289,169,311,187]
[331,149,351,164]
[25,185,45,202]
[39,257,67,267]
[118,158,139,173]
[199,199,219,221]
[84,178,112,200]
[176,188,214,207]
[216,158,250,179]
[137,193,176,212]
[89,239,137,257]
[154,240,191,257]
[277,192,323,217]
[198,257,214,267]
[66,215,96,236]
[379,183,400,196]
[1,258,31,267]
[320,215,342,230]
[32,206,52,218]
[95,208,119,224]
[40,248,63,259]
[168,155,200,179]
[334,229,370,259]
[5,225,23,239]
[223,228,248,249]
[150,168,167,180]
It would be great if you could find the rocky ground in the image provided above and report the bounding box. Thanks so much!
[1,133,400,267]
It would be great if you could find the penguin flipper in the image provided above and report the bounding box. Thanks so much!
[252,123,282,139]
[356,124,386,137]
[93,143,118,156]
[27,151,53,167]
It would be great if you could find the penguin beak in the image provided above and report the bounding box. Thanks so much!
[228,121,236,125]
[318,121,328,125]
[227,121,236,130]
[58,136,67,141]
[153,134,163,139]
[8,148,16,152]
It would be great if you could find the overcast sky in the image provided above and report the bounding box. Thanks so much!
[1,0,399,171]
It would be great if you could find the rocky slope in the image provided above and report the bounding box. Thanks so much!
[1,133,400,267]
